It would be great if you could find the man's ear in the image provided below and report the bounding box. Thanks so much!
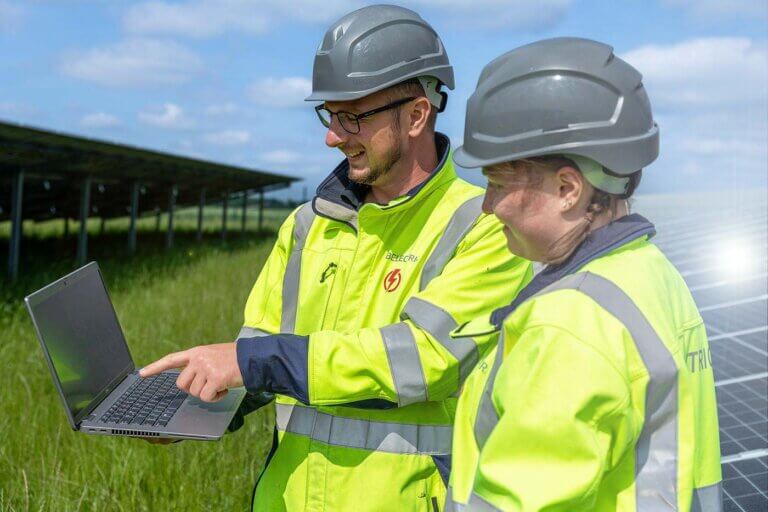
[407,97,432,138]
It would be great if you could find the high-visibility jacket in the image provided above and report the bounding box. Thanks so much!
[234,134,532,511]
[448,215,722,512]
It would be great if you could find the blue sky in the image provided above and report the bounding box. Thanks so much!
[1,0,766,200]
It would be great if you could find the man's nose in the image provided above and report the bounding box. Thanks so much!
[325,117,347,148]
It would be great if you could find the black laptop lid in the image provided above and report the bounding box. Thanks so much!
[25,262,134,426]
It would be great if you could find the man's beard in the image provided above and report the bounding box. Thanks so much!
[348,139,402,186]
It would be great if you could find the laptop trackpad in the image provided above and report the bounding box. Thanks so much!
[167,387,246,438]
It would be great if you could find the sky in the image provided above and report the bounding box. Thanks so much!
[1,0,766,200]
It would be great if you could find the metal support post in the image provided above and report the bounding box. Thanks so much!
[99,217,106,235]
[7,169,24,280]
[221,191,229,242]
[128,181,139,255]
[63,217,69,238]
[196,188,205,242]
[166,184,177,250]
[241,190,248,234]
[155,209,161,232]
[258,189,265,231]
[76,176,92,267]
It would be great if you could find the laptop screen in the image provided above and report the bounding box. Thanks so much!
[26,263,134,424]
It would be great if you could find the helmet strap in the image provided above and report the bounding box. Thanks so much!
[417,76,447,112]
[564,154,631,196]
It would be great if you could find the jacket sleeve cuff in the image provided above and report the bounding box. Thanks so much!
[236,334,310,404]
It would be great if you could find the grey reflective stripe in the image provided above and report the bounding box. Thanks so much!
[313,196,358,230]
[467,492,502,511]
[445,486,498,512]
[691,482,723,512]
[275,402,451,455]
[380,322,428,406]
[402,297,479,385]
[473,334,504,448]
[237,326,270,339]
[281,202,316,333]
[570,273,678,510]
[445,487,457,511]
[420,195,483,290]
[471,272,680,510]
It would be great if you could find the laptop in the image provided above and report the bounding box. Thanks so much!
[25,261,246,441]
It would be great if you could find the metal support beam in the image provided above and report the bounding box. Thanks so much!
[7,169,24,281]
[63,217,69,238]
[166,184,177,250]
[258,190,265,231]
[76,176,92,267]
[196,188,206,242]
[99,217,106,236]
[221,191,229,242]
[155,209,161,232]
[128,181,139,255]
[241,190,248,234]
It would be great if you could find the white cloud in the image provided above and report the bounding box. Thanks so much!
[0,102,35,118]
[622,38,768,108]
[80,112,121,128]
[205,103,239,116]
[124,0,360,38]
[0,1,23,32]
[204,130,251,145]
[677,136,766,159]
[621,38,767,191]
[139,103,194,128]
[61,39,202,87]
[249,77,312,108]
[262,150,302,164]
[122,0,567,37]
[412,0,572,30]
[665,0,767,21]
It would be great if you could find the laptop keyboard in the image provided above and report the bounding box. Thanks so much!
[100,373,186,427]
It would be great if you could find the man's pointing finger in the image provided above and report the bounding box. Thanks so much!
[139,352,190,378]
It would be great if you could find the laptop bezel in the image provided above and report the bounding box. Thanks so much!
[24,261,136,429]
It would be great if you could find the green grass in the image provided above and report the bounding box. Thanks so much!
[0,209,292,511]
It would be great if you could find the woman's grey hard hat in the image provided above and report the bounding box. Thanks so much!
[305,4,454,103]
[453,37,659,176]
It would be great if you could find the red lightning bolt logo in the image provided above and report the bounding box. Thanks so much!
[383,268,402,292]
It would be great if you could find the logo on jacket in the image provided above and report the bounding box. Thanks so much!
[320,262,337,283]
[385,251,418,263]
[383,268,402,292]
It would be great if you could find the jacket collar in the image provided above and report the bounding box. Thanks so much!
[491,214,656,327]
[312,133,453,228]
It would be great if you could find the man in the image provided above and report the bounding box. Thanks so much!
[141,5,531,511]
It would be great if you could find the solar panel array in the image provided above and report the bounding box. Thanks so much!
[637,192,768,511]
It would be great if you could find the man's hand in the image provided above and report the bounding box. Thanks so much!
[139,343,243,403]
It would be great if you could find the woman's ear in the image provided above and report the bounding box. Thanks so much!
[555,165,587,212]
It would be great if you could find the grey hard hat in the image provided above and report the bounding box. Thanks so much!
[305,4,454,103]
[453,37,659,176]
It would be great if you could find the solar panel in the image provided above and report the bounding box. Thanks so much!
[722,456,768,512]
[638,193,768,511]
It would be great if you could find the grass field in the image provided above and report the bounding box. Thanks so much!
[0,208,292,511]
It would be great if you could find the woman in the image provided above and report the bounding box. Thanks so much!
[447,38,722,511]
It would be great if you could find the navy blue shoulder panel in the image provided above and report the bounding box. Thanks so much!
[491,214,656,327]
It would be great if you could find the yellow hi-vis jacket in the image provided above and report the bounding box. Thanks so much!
[234,135,533,511]
[448,216,722,512]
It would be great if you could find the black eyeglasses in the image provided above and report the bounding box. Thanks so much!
[315,97,416,134]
